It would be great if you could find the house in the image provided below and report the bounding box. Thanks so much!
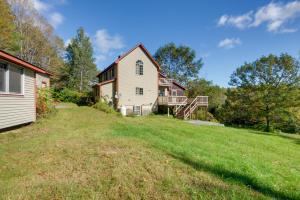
[0,50,51,130]
[93,43,208,118]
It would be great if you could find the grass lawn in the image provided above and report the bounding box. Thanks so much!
[0,104,299,199]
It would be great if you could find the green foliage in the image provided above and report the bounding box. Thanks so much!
[52,88,93,106]
[186,78,226,115]
[220,54,300,133]
[9,0,65,80]
[65,27,98,92]
[195,109,218,122]
[154,43,203,86]
[0,0,19,53]
[36,88,56,118]
[93,99,116,114]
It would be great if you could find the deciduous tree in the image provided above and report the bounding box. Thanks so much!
[0,0,18,52]
[8,0,64,85]
[154,43,203,86]
[221,54,300,132]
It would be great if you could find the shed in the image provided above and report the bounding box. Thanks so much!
[0,50,51,130]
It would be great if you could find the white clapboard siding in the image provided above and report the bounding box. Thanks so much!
[0,68,36,129]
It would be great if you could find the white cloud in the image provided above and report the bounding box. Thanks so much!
[64,38,71,47]
[94,29,124,54]
[218,38,241,49]
[29,0,65,29]
[95,55,107,64]
[93,29,125,65]
[49,12,64,28]
[31,0,50,12]
[218,12,253,29]
[217,1,300,33]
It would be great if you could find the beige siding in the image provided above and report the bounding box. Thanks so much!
[36,73,50,88]
[0,68,36,130]
[100,82,115,105]
[118,47,158,112]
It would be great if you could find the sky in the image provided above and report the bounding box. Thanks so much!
[32,0,300,87]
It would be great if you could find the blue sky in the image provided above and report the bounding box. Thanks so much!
[33,0,300,87]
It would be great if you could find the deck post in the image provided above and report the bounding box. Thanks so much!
[167,106,170,117]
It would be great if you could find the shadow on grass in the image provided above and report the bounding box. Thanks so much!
[112,122,298,200]
[248,130,300,145]
[168,152,296,200]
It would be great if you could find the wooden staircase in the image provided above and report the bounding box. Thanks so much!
[175,96,208,120]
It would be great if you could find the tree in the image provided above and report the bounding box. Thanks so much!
[154,43,203,86]
[186,79,226,115]
[223,54,300,132]
[65,27,97,92]
[8,0,65,85]
[0,0,18,52]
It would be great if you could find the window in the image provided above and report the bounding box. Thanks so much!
[133,105,141,115]
[9,66,23,93]
[0,64,7,92]
[135,87,143,95]
[0,64,24,94]
[172,90,177,96]
[136,60,143,75]
[111,67,115,78]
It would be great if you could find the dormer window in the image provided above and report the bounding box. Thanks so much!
[135,60,143,75]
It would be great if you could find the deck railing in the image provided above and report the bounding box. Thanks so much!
[159,78,173,86]
[183,96,209,119]
[158,96,188,105]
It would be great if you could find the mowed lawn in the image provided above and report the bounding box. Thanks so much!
[0,104,299,200]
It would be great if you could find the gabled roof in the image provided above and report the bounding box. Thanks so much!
[0,50,51,75]
[97,43,160,77]
[159,72,186,90]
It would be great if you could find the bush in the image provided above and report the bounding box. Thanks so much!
[52,88,93,106]
[36,88,56,118]
[93,99,116,114]
[194,109,218,122]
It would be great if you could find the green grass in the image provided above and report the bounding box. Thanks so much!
[0,105,299,199]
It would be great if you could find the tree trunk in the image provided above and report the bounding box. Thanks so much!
[80,70,83,92]
[266,115,270,132]
[265,105,270,132]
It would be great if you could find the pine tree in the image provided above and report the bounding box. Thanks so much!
[65,27,97,92]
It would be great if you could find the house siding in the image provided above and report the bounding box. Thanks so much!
[36,73,50,87]
[101,81,115,105]
[0,68,36,130]
[118,47,158,113]
[171,83,185,96]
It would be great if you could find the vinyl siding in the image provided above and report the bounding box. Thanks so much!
[0,68,36,130]
[36,73,50,87]
[100,82,115,105]
[118,47,158,112]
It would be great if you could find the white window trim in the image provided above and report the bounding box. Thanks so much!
[135,60,143,76]
[133,105,141,115]
[135,87,143,96]
[0,63,25,96]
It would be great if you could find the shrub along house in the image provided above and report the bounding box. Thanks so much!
[93,43,208,119]
[0,50,51,130]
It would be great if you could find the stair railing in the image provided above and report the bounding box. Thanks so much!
[183,97,198,119]
[175,97,188,115]
[183,96,209,119]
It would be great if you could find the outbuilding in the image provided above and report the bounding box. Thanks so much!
[0,50,51,130]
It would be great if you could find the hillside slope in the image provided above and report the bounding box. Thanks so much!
[0,105,299,199]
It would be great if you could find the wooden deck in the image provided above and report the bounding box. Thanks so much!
[157,96,208,106]
[157,96,187,105]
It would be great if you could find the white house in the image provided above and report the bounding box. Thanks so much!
[94,44,208,118]
[0,50,51,130]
